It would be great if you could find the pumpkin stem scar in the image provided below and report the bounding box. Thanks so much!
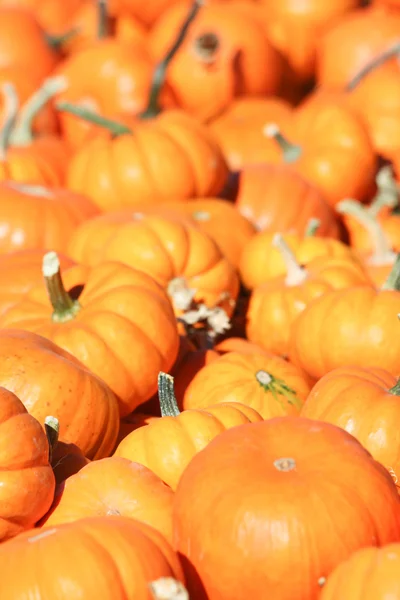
[44,416,60,464]
[42,251,82,323]
[256,370,302,410]
[382,253,400,290]
[149,577,189,600]
[272,233,307,286]
[193,32,220,64]
[273,457,296,472]
[140,0,204,119]
[263,123,302,164]
[0,82,19,161]
[305,218,320,237]
[55,102,132,137]
[337,199,396,266]
[158,372,181,417]
[346,42,400,91]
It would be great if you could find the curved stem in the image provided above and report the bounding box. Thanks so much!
[11,77,67,146]
[382,253,400,290]
[149,578,189,600]
[140,0,204,119]
[346,43,400,91]
[158,372,181,417]
[255,370,302,410]
[272,233,307,286]
[305,218,320,237]
[44,416,60,464]
[98,0,108,38]
[264,124,302,163]
[389,379,400,396]
[0,83,19,160]
[42,252,81,323]
[56,102,132,136]
[369,165,399,217]
[337,199,395,264]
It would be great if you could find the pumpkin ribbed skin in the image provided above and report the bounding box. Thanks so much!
[173,417,400,600]
[0,386,55,542]
[0,516,185,599]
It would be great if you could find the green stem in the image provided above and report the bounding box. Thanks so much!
[140,0,203,119]
[10,77,67,146]
[382,254,400,290]
[305,218,320,237]
[346,43,400,91]
[158,372,181,417]
[272,233,307,286]
[44,416,60,464]
[46,29,79,50]
[255,370,302,410]
[337,199,395,265]
[98,0,108,39]
[264,124,302,163]
[369,166,399,217]
[389,379,400,396]
[42,252,82,323]
[0,83,19,160]
[56,102,132,136]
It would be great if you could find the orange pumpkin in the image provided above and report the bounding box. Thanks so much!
[239,228,358,290]
[246,234,371,356]
[182,350,310,418]
[174,416,400,600]
[0,329,119,459]
[0,386,55,542]
[148,1,284,122]
[0,254,180,417]
[301,365,400,489]
[67,212,240,318]
[319,543,400,599]
[42,457,174,542]
[115,371,263,490]
[235,163,340,238]
[289,256,400,380]
[0,0,84,37]
[0,517,185,599]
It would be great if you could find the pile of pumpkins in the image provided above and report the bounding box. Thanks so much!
[2,0,400,597]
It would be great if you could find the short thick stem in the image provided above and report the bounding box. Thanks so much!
[337,199,395,265]
[149,578,189,600]
[98,0,108,38]
[389,379,400,396]
[369,165,399,217]
[43,252,81,323]
[158,372,181,417]
[0,83,19,160]
[305,218,320,237]
[264,124,302,163]
[272,233,307,286]
[44,416,60,464]
[141,0,203,119]
[382,253,400,291]
[56,102,132,136]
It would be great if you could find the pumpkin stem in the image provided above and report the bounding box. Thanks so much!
[149,578,189,600]
[389,378,400,396]
[140,0,204,119]
[10,76,67,146]
[382,253,400,290]
[44,415,60,464]
[305,218,320,237]
[255,370,302,410]
[272,233,307,286]
[264,123,302,163]
[56,102,132,136]
[46,28,78,50]
[368,165,399,218]
[42,251,82,322]
[158,372,181,417]
[346,42,400,91]
[98,0,108,38]
[337,199,395,265]
[0,82,19,160]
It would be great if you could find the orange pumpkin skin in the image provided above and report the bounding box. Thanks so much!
[173,417,400,600]
[0,329,119,459]
[51,441,90,485]
[316,4,400,90]
[182,351,310,418]
[209,97,293,171]
[0,249,74,317]
[67,213,240,318]
[301,366,400,488]
[0,182,100,254]
[214,337,270,355]
[0,8,58,82]
[239,230,358,290]
[0,262,180,417]
[66,110,228,210]
[0,386,55,542]
[148,2,283,122]
[116,0,177,27]
[290,287,400,380]
[319,543,400,600]
[246,256,372,357]
[0,0,84,37]
[115,401,263,490]
[0,517,185,599]
[235,164,340,238]
[42,457,174,541]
